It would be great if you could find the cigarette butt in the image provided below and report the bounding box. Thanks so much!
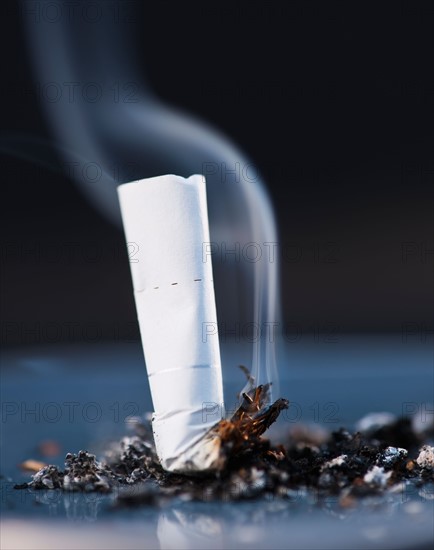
[118,174,225,472]
[19,459,47,473]
[38,440,61,457]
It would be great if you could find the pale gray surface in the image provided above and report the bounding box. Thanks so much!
[1,336,433,549]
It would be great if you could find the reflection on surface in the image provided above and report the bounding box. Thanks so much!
[158,508,223,549]
[2,480,433,549]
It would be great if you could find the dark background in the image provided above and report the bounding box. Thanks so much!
[1,0,433,346]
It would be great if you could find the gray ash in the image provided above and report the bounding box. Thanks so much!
[14,390,434,506]
[24,465,63,490]
[62,451,115,492]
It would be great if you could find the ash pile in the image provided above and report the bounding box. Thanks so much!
[15,389,434,506]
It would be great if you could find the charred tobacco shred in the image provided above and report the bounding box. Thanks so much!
[216,383,289,455]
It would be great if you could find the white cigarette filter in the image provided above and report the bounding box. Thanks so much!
[117,174,225,472]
